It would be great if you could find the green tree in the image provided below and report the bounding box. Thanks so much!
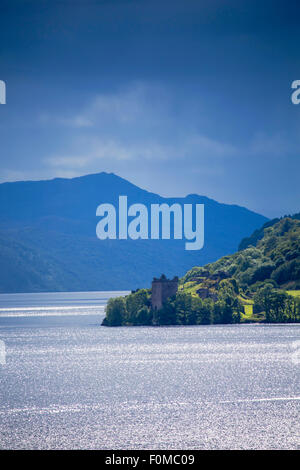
[194,298,213,325]
[135,306,152,325]
[175,292,193,325]
[157,297,177,325]
[125,289,150,324]
[253,284,274,322]
[104,297,126,326]
[253,286,294,323]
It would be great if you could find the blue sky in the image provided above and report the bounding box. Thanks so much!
[0,0,299,218]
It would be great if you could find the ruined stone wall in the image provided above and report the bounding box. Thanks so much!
[151,281,163,310]
[151,276,178,310]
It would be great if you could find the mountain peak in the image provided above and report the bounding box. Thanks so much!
[0,172,269,292]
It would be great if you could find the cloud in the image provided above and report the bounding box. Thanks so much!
[39,83,298,217]
[3,81,299,218]
[183,135,236,159]
[57,116,93,128]
[46,133,237,174]
[47,138,172,168]
[42,82,299,214]
[39,113,93,128]
[39,83,163,129]
[43,82,238,177]
[249,132,294,158]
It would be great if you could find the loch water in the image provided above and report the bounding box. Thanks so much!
[0,291,299,449]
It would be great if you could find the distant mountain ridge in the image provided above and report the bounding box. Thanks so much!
[0,172,268,293]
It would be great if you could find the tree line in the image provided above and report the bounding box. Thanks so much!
[102,281,300,327]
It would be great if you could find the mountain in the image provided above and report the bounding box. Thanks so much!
[0,172,268,293]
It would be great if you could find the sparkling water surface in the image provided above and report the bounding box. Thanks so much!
[0,291,299,449]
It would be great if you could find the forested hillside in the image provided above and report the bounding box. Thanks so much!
[103,216,300,326]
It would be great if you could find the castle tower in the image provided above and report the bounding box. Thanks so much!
[151,274,178,310]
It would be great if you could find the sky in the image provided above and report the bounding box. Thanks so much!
[0,0,300,218]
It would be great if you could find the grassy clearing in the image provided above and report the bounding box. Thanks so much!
[243,304,253,316]
[180,281,201,296]
[287,290,300,298]
[239,297,265,322]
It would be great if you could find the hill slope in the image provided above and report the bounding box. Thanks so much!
[102,216,300,326]
[182,216,300,292]
[0,172,268,293]
[180,216,300,322]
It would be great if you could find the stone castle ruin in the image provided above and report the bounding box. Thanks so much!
[151,274,178,310]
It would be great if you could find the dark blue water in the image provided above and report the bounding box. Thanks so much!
[0,292,299,449]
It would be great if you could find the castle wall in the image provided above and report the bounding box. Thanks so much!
[151,281,163,310]
[151,277,178,310]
